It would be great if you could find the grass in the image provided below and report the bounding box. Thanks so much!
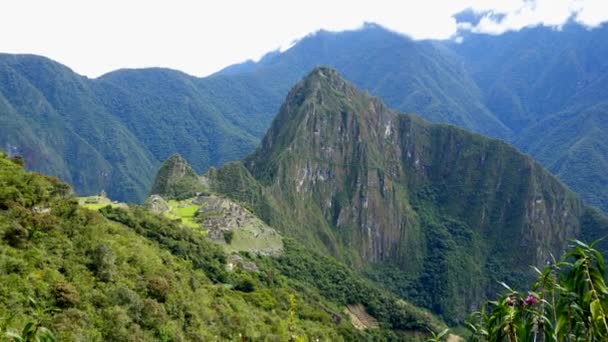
[77,196,119,210]
[163,199,200,229]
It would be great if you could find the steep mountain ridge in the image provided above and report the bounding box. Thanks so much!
[206,68,608,321]
[449,23,608,211]
[0,54,157,202]
[220,23,608,212]
[214,24,510,139]
[3,23,608,212]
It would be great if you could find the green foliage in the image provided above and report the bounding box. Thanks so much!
[466,240,608,341]
[223,230,234,244]
[1,151,444,339]
[149,153,207,200]
[426,328,450,342]
[3,298,56,342]
[98,205,228,283]
[268,239,447,334]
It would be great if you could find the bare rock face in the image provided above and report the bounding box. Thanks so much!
[226,254,259,273]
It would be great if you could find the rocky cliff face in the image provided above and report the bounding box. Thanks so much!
[246,68,584,265]
[209,68,608,321]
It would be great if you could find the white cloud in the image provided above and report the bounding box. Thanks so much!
[575,0,608,27]
[0,0,606,77]
[466,0,607,35]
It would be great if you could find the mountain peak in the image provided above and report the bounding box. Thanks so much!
[149,154,206,200]
[307,66,339,78]
[294,66,353,96]
[224,69,608,321]
[246,67,396,180]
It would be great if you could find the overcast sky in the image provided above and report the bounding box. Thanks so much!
[1,0,606,78]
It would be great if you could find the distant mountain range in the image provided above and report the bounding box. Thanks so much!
[1,22,607,211]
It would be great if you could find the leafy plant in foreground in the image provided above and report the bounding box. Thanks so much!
[466,240,608,341]
[3,298,56,342]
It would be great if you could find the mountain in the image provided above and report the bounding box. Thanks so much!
[516,102,608,212]
[3,23,608,212]
[450,23,608,133]
[0,26,509,204]
[449,23,608,211]
[205,68,608,322]
[213,23,510,139]
[148,153,206,199]
[0,151,448,340]
[0,54,155,202]
[218,23,608,212]
[0,54,273,203]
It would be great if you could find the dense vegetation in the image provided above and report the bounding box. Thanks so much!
[0,55,266,203]
[206,68,608,324]
[466,240,608,341]
[450,23,608,212]
[0,151,444,340]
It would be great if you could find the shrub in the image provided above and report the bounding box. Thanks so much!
[223,230,234,244]
[2,223,28,248]
[146,276,172,303]
[54,282,80,308]
[88,244,115,282]
[467,240,608,341]
[234,274,256,293]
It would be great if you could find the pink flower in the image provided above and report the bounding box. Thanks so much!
[524,295,539,306]
[506,296,515,306]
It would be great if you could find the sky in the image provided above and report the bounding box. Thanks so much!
[1,0,607,78]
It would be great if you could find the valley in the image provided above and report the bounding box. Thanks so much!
[2,15,608,341]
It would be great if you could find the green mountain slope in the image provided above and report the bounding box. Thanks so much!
[0,55,268,203]
[94,68,260,172]
[3,23,608,213]
[0,54,155,202]
[0,150,448,340]
[516,102,608,212]
[450,23,608,211]
[205,68,608,323]
[451,24,608,133]
[219,23,608,212]
[148,153,206,200]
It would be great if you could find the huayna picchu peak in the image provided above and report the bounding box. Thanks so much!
[206,67,608,322]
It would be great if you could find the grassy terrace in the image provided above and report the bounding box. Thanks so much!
[164,199,200,229]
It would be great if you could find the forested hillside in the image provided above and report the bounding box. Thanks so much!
[0,150,448,340]
[205,68,608,323]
